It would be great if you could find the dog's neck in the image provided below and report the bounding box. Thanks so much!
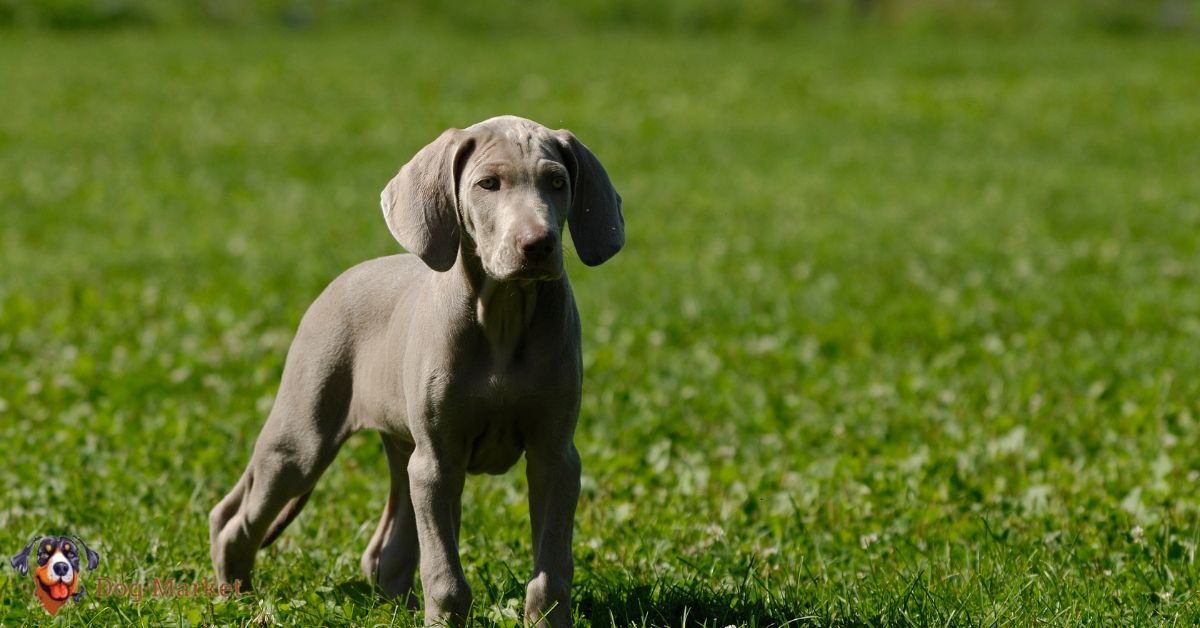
[475,276,537,367]
[443,248,542,369]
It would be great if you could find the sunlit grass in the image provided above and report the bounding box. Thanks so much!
[2,24,1199,625]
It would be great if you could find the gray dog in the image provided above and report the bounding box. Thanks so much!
[209,115,623,626]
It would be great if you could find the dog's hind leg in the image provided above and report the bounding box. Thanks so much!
[361,433,419,607]
[210,357,353,592]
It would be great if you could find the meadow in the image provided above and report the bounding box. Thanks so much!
[2,17,1199,626]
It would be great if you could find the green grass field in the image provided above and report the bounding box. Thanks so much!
[2,21,1200,626]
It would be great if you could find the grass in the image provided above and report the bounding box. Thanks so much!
[2,21,1199,626]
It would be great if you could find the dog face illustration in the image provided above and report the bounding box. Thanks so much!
[10,535,100,616]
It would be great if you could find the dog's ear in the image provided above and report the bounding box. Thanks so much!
[381,128,476,272]
[556,130,624,266]
[71,536,99,571]
[10,536,40,576]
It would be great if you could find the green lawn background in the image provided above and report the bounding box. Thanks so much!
[2,13,1200,626]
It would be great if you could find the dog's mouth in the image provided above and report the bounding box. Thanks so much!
[487,261,563,283]
[511,265,563,281]
[37,575,72,601]
[482,244,564,282]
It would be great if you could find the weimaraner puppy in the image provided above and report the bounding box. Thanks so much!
[208,115,623,626]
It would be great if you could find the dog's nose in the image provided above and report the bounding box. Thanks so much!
[518,231,557,262]
[53,563,69,576]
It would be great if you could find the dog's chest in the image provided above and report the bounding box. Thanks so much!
[439,282,580,474]
[454,362,572,475]
[463,402,525,475]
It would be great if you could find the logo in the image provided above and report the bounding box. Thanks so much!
[9,534,101,616]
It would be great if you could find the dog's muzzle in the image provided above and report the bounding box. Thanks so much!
[48,556,73,583]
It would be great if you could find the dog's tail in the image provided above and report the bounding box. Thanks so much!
[260,490,313,549]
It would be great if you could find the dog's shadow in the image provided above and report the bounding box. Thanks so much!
[332,577,811,625]
[573,580,812,626]
[332,580,382,606]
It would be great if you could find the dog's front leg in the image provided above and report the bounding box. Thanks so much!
[524,443,581,628]
[408,443,471,624]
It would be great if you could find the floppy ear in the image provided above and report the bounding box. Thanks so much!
[381,129,475,272]
[556,130,625,266]
[10,536,40,576]
[72,536,99,570]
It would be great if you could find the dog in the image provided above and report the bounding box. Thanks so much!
[10,535,101,616]
[209,115,624,626]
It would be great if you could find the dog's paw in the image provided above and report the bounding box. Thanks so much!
[525,573,571,627]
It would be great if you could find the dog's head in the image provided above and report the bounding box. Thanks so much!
[381,115,624,280]
[11,535,100,614]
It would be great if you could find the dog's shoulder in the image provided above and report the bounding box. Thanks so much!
[298,254,426,340]
[335,254,427,293]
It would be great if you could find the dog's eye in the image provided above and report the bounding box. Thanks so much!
[551,176,566,190]
[477,177,499,191]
